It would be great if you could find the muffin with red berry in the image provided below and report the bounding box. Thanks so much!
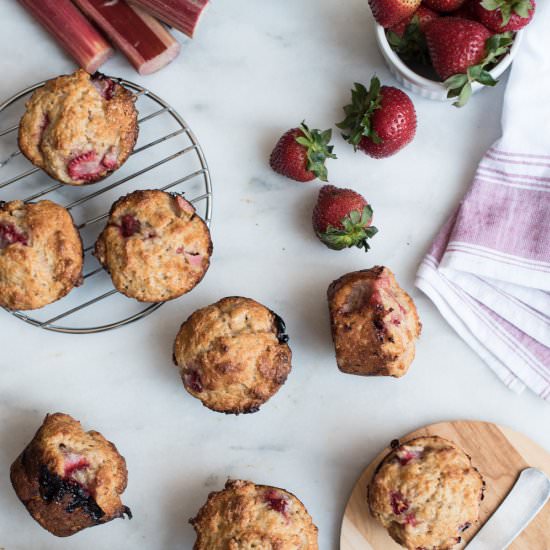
[190,479,318,549]
[0,200,83,311]
[18,69,138,186]
[327,266,420,377]
[368,436,485,549]
[94,190,212,302]
[173,297,291,414]
[10,413,131,537]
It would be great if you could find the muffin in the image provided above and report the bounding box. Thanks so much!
[368,436,485,550]
[0,200,83,310]
[18,69,138,186]
[327,266,421,377]
[173,296,291,414]
[10,413,131,537]
[190,479,318,549]
[94,190,212,302]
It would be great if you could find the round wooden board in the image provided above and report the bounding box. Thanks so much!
[340,420,550,550]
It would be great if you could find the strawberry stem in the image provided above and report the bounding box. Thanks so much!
[295,121,337,182]
[444,32,514,107]
[337,77,384,150]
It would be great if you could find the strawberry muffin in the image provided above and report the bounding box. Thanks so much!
[94,190,212,302]
[173,297,291,414]
[10,413,131,537]
[368,436,485,549]
[327,266,421,377]
[0,200,83,311]
[18,69,138,185]
[190,479,318,549]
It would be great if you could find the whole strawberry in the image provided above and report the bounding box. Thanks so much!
[425,18,514,106]
[387,6,439,63]
[337,77,417,159]
[312,185,378,251]
[368,0,421,28]
[270,121,336,182]
[474,0,535,32]
[422,0,466,12]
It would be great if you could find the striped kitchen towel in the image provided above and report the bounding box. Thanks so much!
[416,1,550,399]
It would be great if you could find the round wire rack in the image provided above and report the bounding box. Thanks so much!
[0,77,212,334]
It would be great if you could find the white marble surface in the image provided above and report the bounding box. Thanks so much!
[0,1,549,548]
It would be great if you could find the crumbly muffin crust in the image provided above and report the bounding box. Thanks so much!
[10,413,131,537]
[18,69,138,186]
[190,479,318,549]
[368,436,485,550]
[173,297,292,414]
[0,200,83,310]
[327,266,421,377]
[94,190,212,302]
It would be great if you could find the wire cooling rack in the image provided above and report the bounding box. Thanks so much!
[0,77,212,334]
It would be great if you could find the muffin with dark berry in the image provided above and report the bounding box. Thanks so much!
[190,479,318,549]
[10,413,131,537]
[0,200,83,311]
[173,296,291,414]
[94,190,212,302]
[327,266,421,377]
[18,69,138,185]
[368,436,485,550]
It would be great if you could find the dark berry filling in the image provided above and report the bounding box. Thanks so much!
[67,151,104,182]
[120,215,141,238]
[0,223,28,249]
[459,521,472,532]
[272,313,289,344]
[184,370,203,393]
[390,491,409,515]
[91,73,116,100]
[39,465,104,522]
[264,489,289,515]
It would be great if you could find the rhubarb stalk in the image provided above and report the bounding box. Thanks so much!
[73,0,181,75]
[18,0,113,73]
[127,0,209,38]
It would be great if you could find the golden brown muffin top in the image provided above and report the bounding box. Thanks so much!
[94,189,212,302]
[174,296,291,414]
[328,266,421,377]
[369,436,485,550]
[191,479,318,550]
[0,200,83,311]
[18,69,137,185]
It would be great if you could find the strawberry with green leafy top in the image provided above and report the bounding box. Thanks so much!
[270,121,336,182]
[387,5,439,63]
[424,18,514,107]
[312,185,378,251]
[337,77,417,159]
[368,0,421,28]
[474,0,535,32]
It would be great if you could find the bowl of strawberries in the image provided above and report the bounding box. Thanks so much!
[370,0,535,106]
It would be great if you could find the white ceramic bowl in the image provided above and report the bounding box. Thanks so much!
[375,24,523,101]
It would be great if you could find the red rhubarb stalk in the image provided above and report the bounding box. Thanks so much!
[127,0,209,38]
[18,0,113,73]
[73,0,181,75]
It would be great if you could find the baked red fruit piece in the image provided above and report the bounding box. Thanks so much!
[269,121,336,182]
[337,77,416,159]
[10,413,131,537]
[312,184,378,251]
[368,0,421,28]
[425,18,514,106]
[422,0,466,12]
[474,0,535,32]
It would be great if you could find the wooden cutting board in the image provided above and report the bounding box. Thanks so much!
[340,420,550,550]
